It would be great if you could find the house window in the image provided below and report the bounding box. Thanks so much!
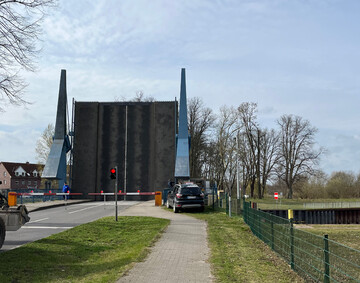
[33,172,37,177]
[3,172,6,176]
[28,181,31,185]
[15,181,19,185]
[34,181,37,186]
[4,180,6,185]
[15,172,19,176]
[22,172,25,176]
[22,180,25,185]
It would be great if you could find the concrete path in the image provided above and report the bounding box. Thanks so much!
[117,201,213,283]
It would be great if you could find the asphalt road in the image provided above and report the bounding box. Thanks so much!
[1,201,139,252]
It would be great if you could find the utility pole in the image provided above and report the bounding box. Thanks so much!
[236,133,240,200]
[124,106,128,201]
[257,129,261,198]
[115,165,118,221]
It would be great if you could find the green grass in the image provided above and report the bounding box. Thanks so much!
[0,216,170,283]
[188,208,304,283]
[298,224,360,250]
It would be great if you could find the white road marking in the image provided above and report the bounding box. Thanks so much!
[29,217,49,223]
[68,203,103,214]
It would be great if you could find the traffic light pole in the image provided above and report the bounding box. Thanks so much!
[124,105,128,201]
[115,165,118,221]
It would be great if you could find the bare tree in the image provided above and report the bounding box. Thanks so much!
[259,128,280,198]
[214,106,238,193]
[277,114,324,198]
[237,102,259,197]
[132,90,155,102]
[0,0,55,111]
[188,97,215,178]
[35,123,54,164]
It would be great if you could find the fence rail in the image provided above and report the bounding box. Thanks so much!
[243,201,360,282]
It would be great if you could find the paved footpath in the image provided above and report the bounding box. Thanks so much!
[116,201,213,283]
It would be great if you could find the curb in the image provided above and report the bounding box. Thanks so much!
[26,199,93,212]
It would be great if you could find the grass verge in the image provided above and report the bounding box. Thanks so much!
[188,208,304,283]
[0,216,169,283]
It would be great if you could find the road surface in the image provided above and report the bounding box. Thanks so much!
[1,201,139,252]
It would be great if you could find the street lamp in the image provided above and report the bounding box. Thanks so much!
[236,133,240,200]
[235,132,243,200]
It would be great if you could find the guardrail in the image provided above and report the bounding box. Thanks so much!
[243,200,360,282]
[303,201,360,209]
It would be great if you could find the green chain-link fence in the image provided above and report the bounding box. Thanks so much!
[242,200,360,282]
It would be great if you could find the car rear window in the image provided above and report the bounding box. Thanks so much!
[181,187,202,194]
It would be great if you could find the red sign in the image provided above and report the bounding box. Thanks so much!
[274,192,279,200]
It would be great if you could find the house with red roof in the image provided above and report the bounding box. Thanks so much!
[0,162,43,191]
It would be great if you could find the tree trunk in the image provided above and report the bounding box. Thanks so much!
[250,177,255,197]
[288,184,293,199]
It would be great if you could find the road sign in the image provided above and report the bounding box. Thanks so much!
[274,192,279,200]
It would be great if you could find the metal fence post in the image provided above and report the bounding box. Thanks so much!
[248,201,252,225]
[257,211,260,239]
[271,221,274,250]
[212,186,215,211]
[225,193,228,214]
[324,234,330,283]
[243,198,247,223]
[290,218,295,270]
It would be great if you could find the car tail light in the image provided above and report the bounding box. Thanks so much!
[176,193,182,199]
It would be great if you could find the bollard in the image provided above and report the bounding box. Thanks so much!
[8,192,17,206]
[155,191,162,206]
[288,209,293,220]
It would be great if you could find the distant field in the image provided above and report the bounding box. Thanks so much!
[249,197,360,210]
[297,224,360,250]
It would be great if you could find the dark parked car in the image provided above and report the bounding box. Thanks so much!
[166,183,205,213]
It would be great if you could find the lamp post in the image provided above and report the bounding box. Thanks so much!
[236,133,240,200]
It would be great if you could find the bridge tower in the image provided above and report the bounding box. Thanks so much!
[174,68,190,182]
[42,69,71,189]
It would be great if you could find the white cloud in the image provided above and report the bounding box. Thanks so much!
[1,0,360,175]
[0,128,41,163]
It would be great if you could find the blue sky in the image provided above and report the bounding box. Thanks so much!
[1,0,360,176]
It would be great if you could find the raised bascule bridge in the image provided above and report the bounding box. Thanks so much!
[41,68,191,201]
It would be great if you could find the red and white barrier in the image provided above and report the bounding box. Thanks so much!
[16,192,160,196]
[88,192,160,196]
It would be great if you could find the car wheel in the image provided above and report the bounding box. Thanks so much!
[173,204,179,213]
[166,200,171,208]
[0,217,5,249]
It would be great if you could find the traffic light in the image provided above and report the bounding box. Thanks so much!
[110,168,116,179]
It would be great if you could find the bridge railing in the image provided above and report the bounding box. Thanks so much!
[243,200,360,282]
[8,189,64,203]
